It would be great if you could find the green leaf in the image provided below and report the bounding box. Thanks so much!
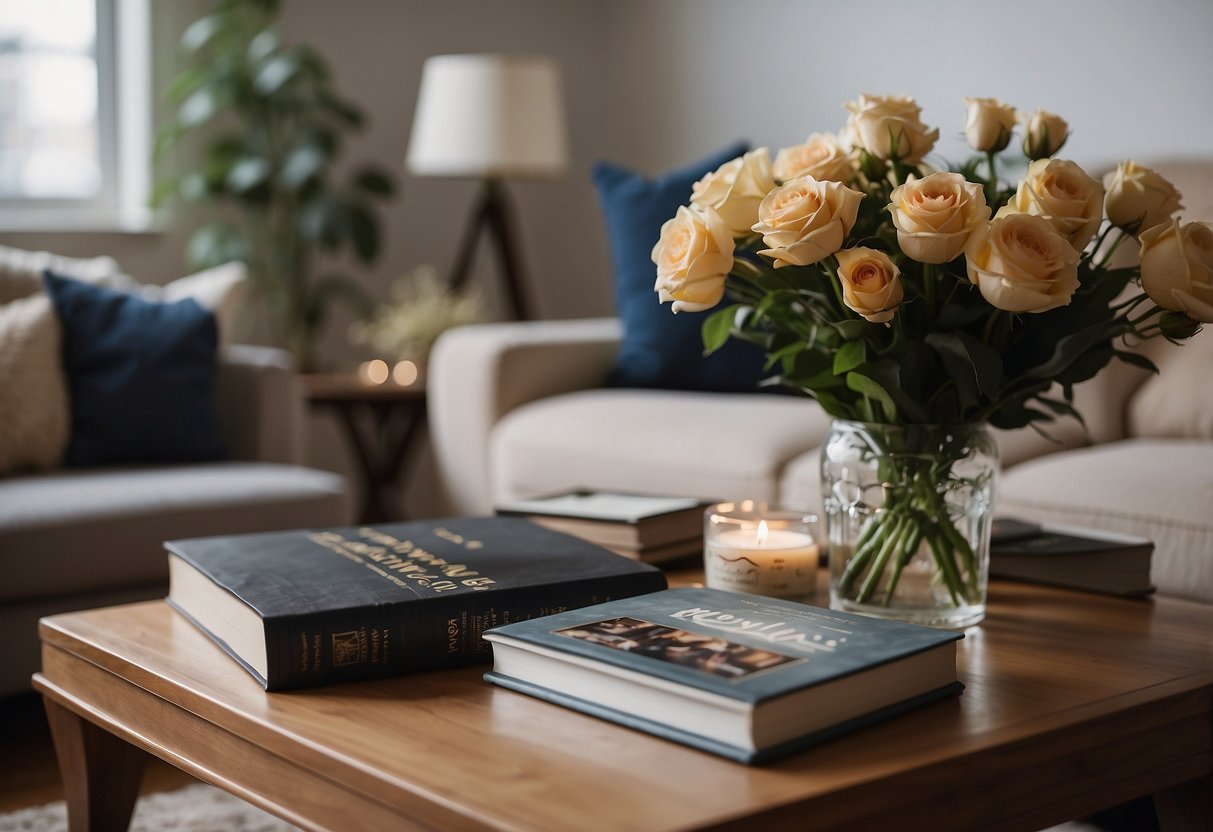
[833,339,866,375]
[701,305,737,355]
[280,143,328,189]
[186,224,248,270]
[318,90,364,127]
[177,87,220,128]
[846,372,897,422]
[1024,323,1114,381]
[353,167,394,196]
[299,198,345,248]
[247,28,281,65]
[348,204,379,262]
[253,53,301,95]
[225,156,271,193]
[304,273,373,328]
[181,14,223,53]
[1111,349,1159,373]
[834,320,869,339]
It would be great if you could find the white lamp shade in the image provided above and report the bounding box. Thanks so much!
[406,54,569,179]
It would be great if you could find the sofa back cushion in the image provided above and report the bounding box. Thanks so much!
[593,143,771,393]
[0,293,70,474]
[44,271,227,467]
[1128,331,1213,440]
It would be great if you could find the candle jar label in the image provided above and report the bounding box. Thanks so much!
[703,502,820,603]
[705,543,817,601]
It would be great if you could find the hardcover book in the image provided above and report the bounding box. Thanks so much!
[990,517,1154,597]
[166,516,668,691]
[483,587,963,764]
[496,491,711,555]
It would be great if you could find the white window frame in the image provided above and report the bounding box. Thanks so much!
[0,0,150,232]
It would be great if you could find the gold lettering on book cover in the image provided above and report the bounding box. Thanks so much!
[307,528,499,593]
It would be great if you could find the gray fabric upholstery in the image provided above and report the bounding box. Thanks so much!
[0,462,348,603]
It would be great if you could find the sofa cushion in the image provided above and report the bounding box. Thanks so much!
[0,462,350,603]
[1128,332,1213,440]
[593,142,773,393]
[45,271,227,467]
[0,293,69,474]
[998,439,1213,603]
[490,388,830,508]
[0,244,130,304]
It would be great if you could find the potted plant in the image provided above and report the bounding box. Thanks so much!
[154,0,395,370]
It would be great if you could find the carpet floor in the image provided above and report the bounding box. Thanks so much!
[0,783,300,832]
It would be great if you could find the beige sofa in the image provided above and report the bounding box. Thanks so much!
[429,159,1213,605]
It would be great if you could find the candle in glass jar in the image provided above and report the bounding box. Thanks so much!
[705,517,819,601]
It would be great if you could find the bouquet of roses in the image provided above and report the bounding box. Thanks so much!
[651,94,1209,623]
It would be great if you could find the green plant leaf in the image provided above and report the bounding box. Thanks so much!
[299,197,345,248]
[348,204,379,262]
[1024,323,1113,380]
[247,28,280,65]
[353,167,394,196]
[186,223,248,270]
[833,339,866,375]
[225,156,272,193]
[700,305,737,354]
[254,53,301,95]
[280,143,328,189]
[846,371,897,422]
[834,320,869,339]
[1111,349,1159,373]
[181,14,223,53]
[177,87,221,128]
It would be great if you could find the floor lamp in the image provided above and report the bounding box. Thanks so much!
[406,54,568,320]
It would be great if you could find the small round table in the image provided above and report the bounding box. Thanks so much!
[301,373,427,524]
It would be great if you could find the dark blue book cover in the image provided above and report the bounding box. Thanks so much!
[484,587,963,763]
[166,516,667,690]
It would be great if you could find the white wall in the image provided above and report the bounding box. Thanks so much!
[604,0,1213,173]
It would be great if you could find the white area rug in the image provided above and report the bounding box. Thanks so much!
[0,783,300,832]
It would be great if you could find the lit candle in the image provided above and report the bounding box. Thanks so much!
[704,508,819,602]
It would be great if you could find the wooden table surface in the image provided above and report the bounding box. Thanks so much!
[34,578,1213,832]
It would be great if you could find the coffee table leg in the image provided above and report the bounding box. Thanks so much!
[1154,775,1213,831]
[44,698,146,832]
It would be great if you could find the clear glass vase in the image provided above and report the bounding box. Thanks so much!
[821,420,998,628]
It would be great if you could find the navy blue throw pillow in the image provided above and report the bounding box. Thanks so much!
[592,142,770,393]
[44,270,226,467]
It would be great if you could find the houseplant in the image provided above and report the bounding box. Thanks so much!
[154,0,395,370]
[652,94,1210,626]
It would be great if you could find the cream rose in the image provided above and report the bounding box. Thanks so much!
[842,94,939,165]
[1103,160,1184,234]
[651,205,735,313]
[835,247,904,324]
[963,97,1016,153]
[752,176,864,268]
[965,213,1081,313]
[1139,219,1213,322]
[690,148,776,238]
[1019,108,1069,159]
[998,158,1105,251]
[773,133,853,184]
[888,172,990,264]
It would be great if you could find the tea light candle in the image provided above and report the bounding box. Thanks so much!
[704,503,819,602]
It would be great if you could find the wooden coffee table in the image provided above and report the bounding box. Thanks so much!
[33,579,1213,831]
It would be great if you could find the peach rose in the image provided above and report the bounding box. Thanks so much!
[690,148,776,238]
[651,205,735,313]
[888,172,990,264]
[773,133,853,184]
[752,176,864,268]
[998,158,1105,251]
[835,247,903,324]
[965,213,1081,313]
[1139,219,1213,322]
[1103,160,1184,234]
[842,94,939,165]
[1019,108,1069,160]
[964,97,1016,153]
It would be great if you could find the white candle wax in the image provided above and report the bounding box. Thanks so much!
[705,526,819,601]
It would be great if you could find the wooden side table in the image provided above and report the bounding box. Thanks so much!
[301,373,427,524]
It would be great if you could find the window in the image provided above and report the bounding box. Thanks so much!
[0,0,149,231]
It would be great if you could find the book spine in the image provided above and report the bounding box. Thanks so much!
[264,570,667,690]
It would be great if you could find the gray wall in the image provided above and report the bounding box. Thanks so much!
[4,0,1210,518]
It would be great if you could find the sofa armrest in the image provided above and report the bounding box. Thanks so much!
[428,318,623,515]
[214,345,304,464]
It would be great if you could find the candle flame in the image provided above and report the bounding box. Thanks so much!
[756,520,769,546]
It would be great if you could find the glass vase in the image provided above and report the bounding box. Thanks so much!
[821,420,998,628]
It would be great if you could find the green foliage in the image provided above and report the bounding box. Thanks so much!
[154,0,395,369]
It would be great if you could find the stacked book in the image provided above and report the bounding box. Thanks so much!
[496,491,712,564]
